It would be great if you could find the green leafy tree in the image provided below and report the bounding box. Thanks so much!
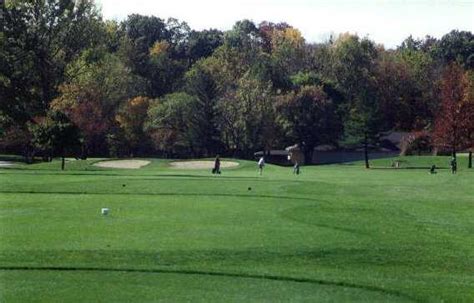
[186,29,224,63]
[0,0,103,123]
[343,96,381,169]
[183,62,222,155]
[276,85,339,163]
[51,50,145,156]
[29,111,81,170]
[330,34,380,168]
[215,73,274,156]
[433,30,474,69]
[145,92,199,156]
[375,50,436,131]
[394,40,439,129]
[270,26,306,77]
[119,14,191,98]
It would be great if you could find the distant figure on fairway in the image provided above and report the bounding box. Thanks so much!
[450,157,457,174]
[429,165,437,174]
[212,155,221,174]
[293,161,300,175]
[258,157,265,175]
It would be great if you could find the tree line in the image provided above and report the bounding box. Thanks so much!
[1,0,473,168]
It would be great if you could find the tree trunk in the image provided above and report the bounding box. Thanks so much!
[24,145,34,164]
[469,151,472,169]
[61,156,65,170]
[364,133,370,169]
[81,143,88,160]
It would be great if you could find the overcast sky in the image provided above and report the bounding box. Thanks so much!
[96,0,474,49]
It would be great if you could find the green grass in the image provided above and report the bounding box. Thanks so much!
[0,156,473,302]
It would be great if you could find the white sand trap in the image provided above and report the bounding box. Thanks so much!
[94,160,150,169]
[0,161,14,167]
[170,160,239,169]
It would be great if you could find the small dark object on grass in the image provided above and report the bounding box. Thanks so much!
[430,165,437,174]
[122,184,126,187]
[248,187,252,191]
[450,157,457,174]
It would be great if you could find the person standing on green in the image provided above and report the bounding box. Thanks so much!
[213,155,221,174]
[258,157,265,175]
[450,157,457,174]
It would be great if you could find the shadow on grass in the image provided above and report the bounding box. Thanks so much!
[369,167,449,170]
[0,265,419,302]
[0,190,319,202]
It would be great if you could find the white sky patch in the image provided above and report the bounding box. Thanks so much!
[96,0,474,48]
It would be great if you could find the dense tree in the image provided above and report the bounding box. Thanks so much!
[433,63,472,159]
[215,74,274,156]
[225,20,259,49]
[1,4,473,164]
[395,40,440,128]
[115,96,151,156]
[375,50,435,131]
[0,0,103,123]
[0,113,31,158]
[29,111,81,170]
[166,17,191,52]
[330,34,381,168]
[258,21,291,53]
[148,39,187,96]
[276,85,339,163]
[183,62,222,155]
[465,70,474,168]
[122,14,169,49]
[270,26,306,76]
[186,29,224,63]
[433,30,474,69]
[119,14,190,97]
[51,50,145,155]
[145,92,200,156]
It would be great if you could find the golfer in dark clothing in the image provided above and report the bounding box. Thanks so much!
[450,157,457,174]
[213,155,221,174]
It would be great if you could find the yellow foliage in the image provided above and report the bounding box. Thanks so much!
[332,32,358,48]
[283,28,305,48]
[130,96,149,108]
[271,27,304,51]
[116,96,150,128]
[465,70,474,104]
[149,41,170,57]
[50,84,81,111]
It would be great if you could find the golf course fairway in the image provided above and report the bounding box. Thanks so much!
[0,156,473,302]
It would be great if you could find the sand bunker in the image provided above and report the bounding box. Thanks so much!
[0,161,14,167]
[169,160,239,169]
[94,160,150,169]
